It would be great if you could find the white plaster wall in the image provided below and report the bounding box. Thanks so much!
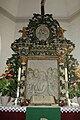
[68,16,80,67]
[0,13,16,75]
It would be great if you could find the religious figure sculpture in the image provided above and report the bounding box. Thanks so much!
[26,68,34,99]
[34,71,48,95]
[47,67,58,99]
[26,67,57,104]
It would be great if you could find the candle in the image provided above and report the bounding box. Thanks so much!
[65,67,69,105]
[15,98,17,106]
[15,67,21,106]
[65,67,68,82]
[18,67,21,81]
[17,86,19,98]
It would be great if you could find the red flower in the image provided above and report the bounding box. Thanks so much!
[74,80,78,83]
[73,85,78,90]
[8,74,13,77]
[9,78,12,81]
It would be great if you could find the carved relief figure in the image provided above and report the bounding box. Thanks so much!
[26,66,58,101]
[47,67,58,99]
[26,68,34,99]
[34,71,48,96]
[47,67,54,96]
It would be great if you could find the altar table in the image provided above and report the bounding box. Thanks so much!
[0,106,80,120]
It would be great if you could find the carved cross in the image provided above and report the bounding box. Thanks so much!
[19,27,28,37]
[41,0,46,15]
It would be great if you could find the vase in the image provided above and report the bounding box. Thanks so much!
[1,96,10,106]
[77,97,80,105]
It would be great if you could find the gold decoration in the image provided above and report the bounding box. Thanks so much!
[20,56,27,64]
[56,46,67,63]
[19,27,28,37]
[73,67,80,78]
[57,27,66,39]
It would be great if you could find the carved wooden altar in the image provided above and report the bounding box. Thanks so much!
[9,0,77,106]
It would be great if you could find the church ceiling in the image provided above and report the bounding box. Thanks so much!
[0,0,80,22]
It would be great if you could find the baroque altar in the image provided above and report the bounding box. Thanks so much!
[1,0,79,107]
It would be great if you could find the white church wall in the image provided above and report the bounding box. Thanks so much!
[56,19,80,67]
[0,13,16,75]
[68,16,80,67]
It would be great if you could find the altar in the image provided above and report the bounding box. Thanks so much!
[0,1,80,120]
[0,106,80,120]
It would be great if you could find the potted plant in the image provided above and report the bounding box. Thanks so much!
[68,79,80,106]
[0,73,17,105]
[68,79,80,99]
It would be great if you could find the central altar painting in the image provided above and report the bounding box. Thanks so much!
[26,58,59,104]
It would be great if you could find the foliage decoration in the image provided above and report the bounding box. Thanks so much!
[0,72,17,97]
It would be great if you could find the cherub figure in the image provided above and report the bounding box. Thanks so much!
[19,27,28,37]
[57,27,66,39]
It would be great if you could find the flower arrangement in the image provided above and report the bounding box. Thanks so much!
[68,79,80,99]
[0,73,17,97]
